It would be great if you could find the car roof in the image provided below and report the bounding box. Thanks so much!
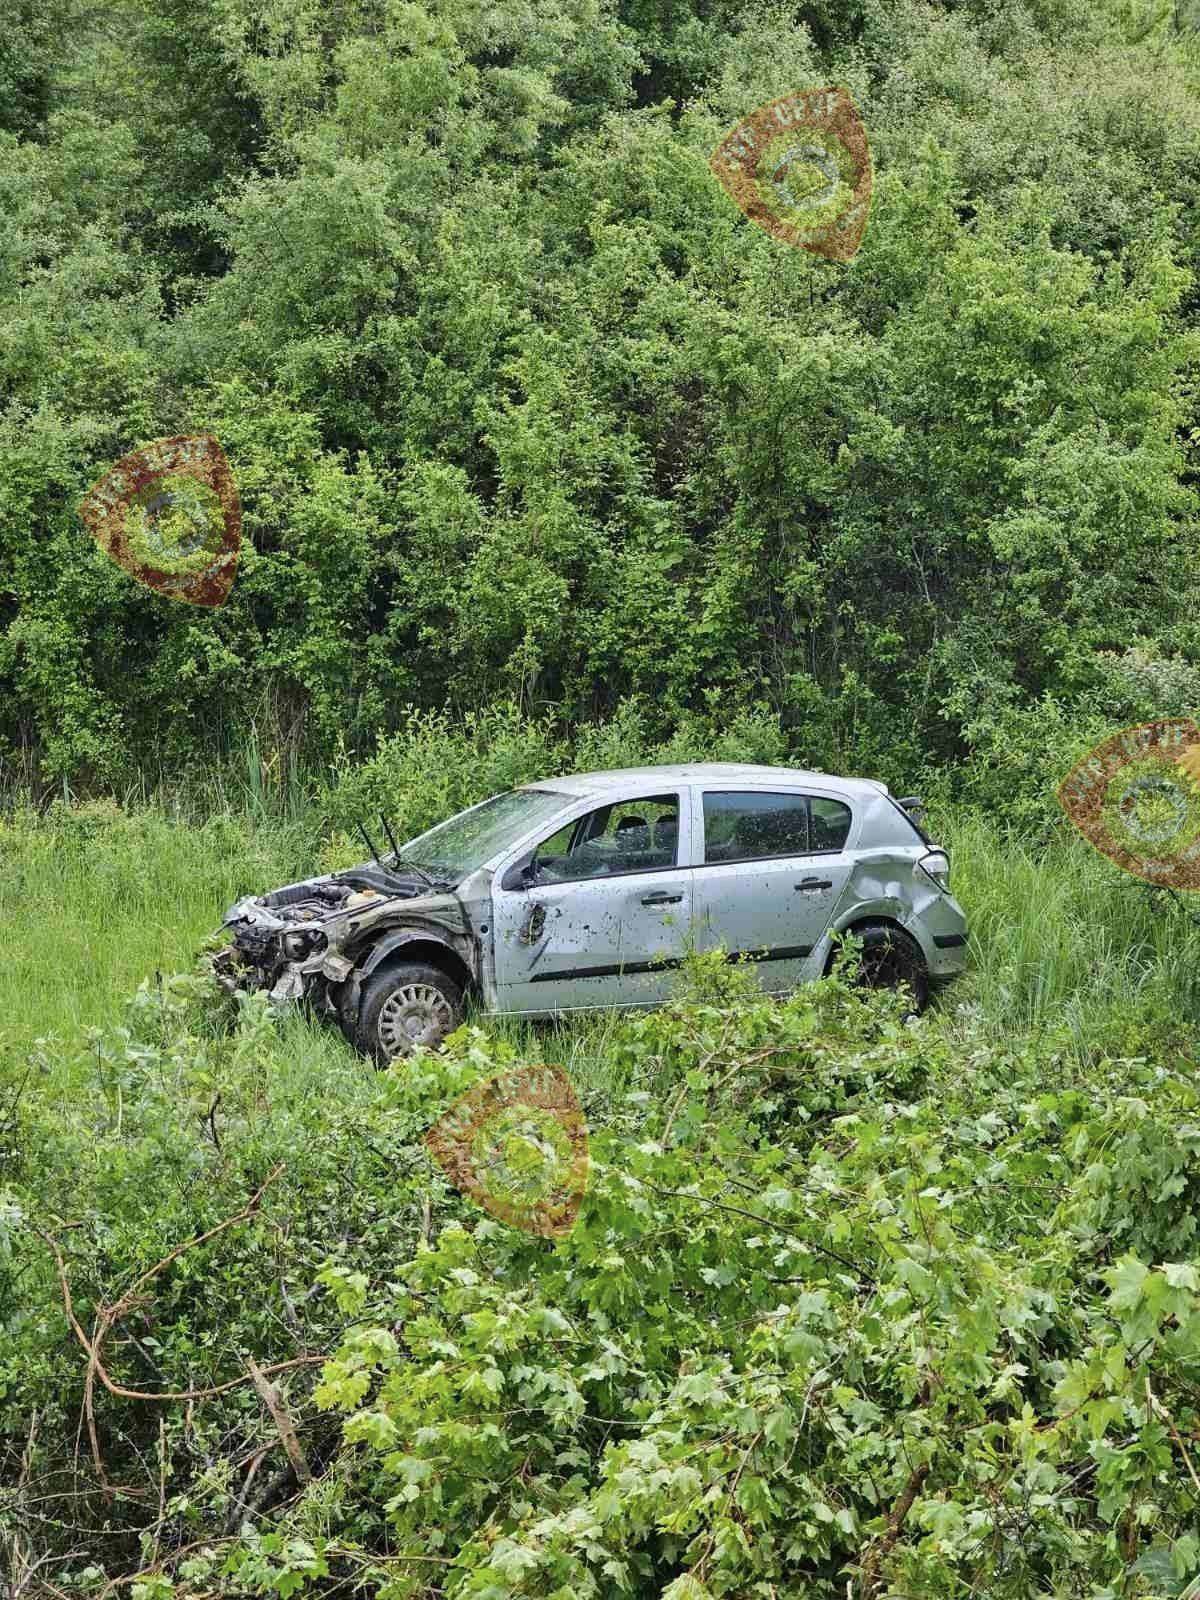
[523,763,890,801]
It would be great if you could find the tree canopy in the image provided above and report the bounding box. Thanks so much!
[2,0,1199,788]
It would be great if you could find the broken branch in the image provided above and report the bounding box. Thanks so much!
[246,1356,311,1484]
[30,1166,326,1497]
[858,1460,930,1597]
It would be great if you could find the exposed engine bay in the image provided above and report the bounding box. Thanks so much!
[212,857,481,1029]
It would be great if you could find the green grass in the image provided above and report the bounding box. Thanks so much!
[2,780,1199,1239]
[0,802,314,1069]
[939,809,1200,1057]
[4,797,1199,1089]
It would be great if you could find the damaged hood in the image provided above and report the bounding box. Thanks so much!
[219,862,471,969]
[224,862,456,926]
[211,854,485,1013]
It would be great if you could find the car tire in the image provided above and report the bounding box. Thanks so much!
[356,960,464,1065]
[848,922,930,1013]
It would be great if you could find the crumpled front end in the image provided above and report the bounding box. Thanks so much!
[211,863,481,1031]
[213,877,369,1011]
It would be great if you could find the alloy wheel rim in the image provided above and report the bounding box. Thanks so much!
[377,982,453,1057]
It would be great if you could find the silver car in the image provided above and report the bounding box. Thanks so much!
[214,763,968,1061]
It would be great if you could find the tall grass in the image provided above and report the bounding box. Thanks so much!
[941,810,1200,1055]
[3,794,1199,1082]
[0,803,315,1067]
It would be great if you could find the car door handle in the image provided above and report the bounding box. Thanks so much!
[641,891,683,905]
[795,878,833,891]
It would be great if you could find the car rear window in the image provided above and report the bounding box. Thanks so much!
[702,791,852,863]
[810,796,852,850]
[885,796,932,844]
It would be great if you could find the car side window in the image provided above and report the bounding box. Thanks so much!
[532,794,680,882]
[703,791,811,863]
[809,796,852,851]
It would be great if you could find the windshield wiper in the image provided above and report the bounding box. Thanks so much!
[376,814,456,888]
[394,857,441,888]
[354,816,446,889]
[394,856,455,889]
[379,812,404,861]
[356,818,383,865]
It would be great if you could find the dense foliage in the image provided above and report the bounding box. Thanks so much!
[6,778,1200,1596]
[7,0,1200,1587]
[3,0,1200,787]
[6,907,1200,1597]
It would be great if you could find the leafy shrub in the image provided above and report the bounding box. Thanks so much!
[2,0,1199,794]
[9,925,1200,1597]
[320,704,568,844]
[955,648,1200,837]
[259,995,1200,1599]
[320,697,792,856]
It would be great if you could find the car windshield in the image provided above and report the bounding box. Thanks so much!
[395,787,571,882]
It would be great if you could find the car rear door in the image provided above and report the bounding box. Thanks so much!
[490,790,695,1014]
[692,787,856,992]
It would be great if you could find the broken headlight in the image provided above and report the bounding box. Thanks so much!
[283,928,327,959]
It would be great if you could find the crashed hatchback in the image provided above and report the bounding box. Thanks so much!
[213,763,969,1062]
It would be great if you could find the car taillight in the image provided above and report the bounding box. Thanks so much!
[918,849,951,893]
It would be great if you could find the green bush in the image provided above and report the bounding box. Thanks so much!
[319,697,793,847]
[6,817,1200,1595]
[217,984,1200,1598]
[2,0,1199,790]
[947,647,1200,838]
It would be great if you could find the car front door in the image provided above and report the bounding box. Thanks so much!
[490,791,694,1014]
[693,788,856,993]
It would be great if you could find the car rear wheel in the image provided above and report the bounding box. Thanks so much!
[849,922,930,1013]
[356,961,464,1064]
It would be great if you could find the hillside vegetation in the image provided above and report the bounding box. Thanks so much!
[7,0,1200,1591]
[2,0,1200,791]
[4,712,1200,1596]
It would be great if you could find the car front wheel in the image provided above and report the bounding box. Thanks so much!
[356,961,464,1064]
[849,922,930,1013]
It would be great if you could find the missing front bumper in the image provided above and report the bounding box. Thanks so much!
[212,943,355,1022]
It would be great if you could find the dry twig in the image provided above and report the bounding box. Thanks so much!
[246,1357,310,1484]
[31,1166,325,1492]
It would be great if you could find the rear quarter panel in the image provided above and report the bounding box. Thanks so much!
[807,793,968,980]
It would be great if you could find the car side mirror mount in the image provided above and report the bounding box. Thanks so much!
[501,855,539,892]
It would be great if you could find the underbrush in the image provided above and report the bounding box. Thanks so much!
[2,955,1200,1595]
[4,799,1200,1596]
